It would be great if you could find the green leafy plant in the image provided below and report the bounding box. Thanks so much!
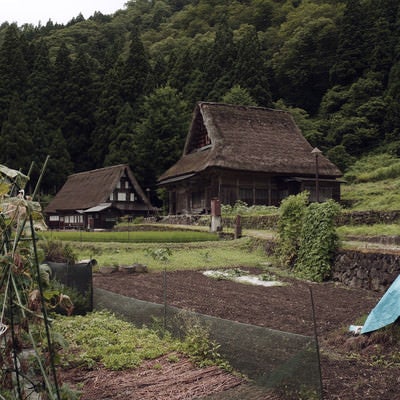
[52,311,232,372]
[294,200,341,282]
[145,247,172,263]
[53,311,181,370]
[274,192,341,282]
[38,239,76,264]
[221,201,278,216]
[177,313,231,370]
[275,191,309,268]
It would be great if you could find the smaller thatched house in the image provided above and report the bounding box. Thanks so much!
[45,165,153,229]
[158,102,342,215]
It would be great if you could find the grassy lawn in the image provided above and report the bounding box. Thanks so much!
[39,229,219,243]
[65,237,268,272]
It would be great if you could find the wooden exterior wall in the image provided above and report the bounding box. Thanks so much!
[164,168,341,215]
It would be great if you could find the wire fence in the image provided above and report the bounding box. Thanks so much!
[94,288,322,400]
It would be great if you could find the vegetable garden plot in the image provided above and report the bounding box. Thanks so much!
[94,288,322,399]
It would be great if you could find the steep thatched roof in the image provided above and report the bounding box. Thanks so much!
[158,102,342,184]
[45,164,151,213]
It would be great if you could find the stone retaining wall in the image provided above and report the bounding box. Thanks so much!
[338,210,400,225]
[332,249,400,292]
[263,241,400,292]
[158,210,400,229]
[157,214,279,229]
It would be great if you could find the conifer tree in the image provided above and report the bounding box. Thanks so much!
[25,40,54,122]
[221,85,257,106]
[43,127,73,193]
[0,25,28,125]
[104,102,137,167]
[90,67,124,168]
[205,20,236,101]
[62,49,96,172]
[118,28,151,107]
[329,0,369,85]
[0,94,33,173]
[53,42,72,123]
[234,26,272,107]
[134,86,189,189]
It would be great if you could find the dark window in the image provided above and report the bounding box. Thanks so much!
[239,188,253,205]
[191,190,203,209]
[255,189,268,205]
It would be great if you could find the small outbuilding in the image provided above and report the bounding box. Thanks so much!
[158,102,342,215]
[45,164,153,229]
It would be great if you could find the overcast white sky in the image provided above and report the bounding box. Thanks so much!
[1,0,128,26]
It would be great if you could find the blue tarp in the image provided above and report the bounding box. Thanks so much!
[361,274,400,334]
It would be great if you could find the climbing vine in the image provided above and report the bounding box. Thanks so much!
[294,200,341,282]
[275,191,309,268]
[275,192,341,282]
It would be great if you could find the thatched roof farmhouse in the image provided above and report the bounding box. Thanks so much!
[158,102,342,214]
[45,164,153,229]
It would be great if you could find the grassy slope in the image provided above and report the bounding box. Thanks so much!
[341,153,400,211]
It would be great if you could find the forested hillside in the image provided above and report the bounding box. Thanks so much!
[0,0,399,200]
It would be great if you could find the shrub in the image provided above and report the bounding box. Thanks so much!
[221,200,278,216]
[294,200,341,282]
[38,239,76,264]
[275,192,309,268]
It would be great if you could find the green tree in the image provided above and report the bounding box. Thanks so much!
[274,99,324,146]
[134,86,189,190]
[251,0,275,31]
[205,20,236,101]
[44,128,74,193]
[221,85,257,106]
[329,0,369,85]
[272,1,342,113]
[28,119,72,193]
[62,49,97,172]
[321,73,386,156]
[0,94,33,173]
[233,25,272,107]
[25,40,54,122]
[118,28,151,107]
[326,145,355,172]
[90,67,124,167]
[104,102,137,166]
[365,0,399,83]
[52,42,72,122]
[176,40,212,105]
[383,60,400,153]
[0,25,28,125]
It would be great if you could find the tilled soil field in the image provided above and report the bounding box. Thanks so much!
[61,268,400,399]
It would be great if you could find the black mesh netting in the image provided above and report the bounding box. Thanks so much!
[46,261,94,313]
[94,288,322,399]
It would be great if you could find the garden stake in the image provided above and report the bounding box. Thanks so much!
[309,286,323,400]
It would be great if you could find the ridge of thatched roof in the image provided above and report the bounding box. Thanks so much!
[45,164,151,213]
[158,102,342,183]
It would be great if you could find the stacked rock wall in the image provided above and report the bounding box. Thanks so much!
[332,250,400,292]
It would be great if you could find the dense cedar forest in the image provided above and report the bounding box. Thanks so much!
[0,0,399,201]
